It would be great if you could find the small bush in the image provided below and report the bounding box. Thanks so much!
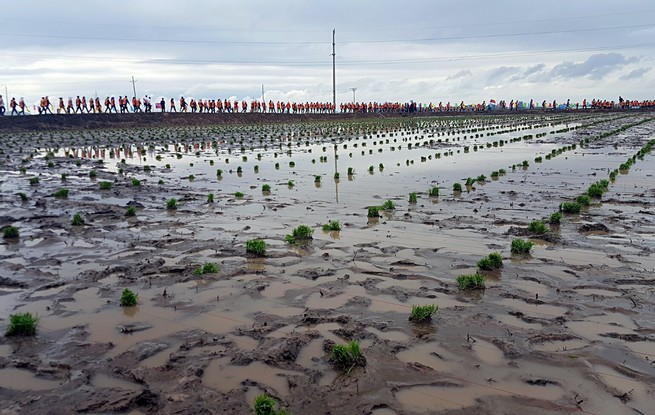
[6,312,38,336]
[367,206,381,218]
[549,212,562,224]
[99,181,112,190]
[427,187,439,197]
[511,239,533,255]
[71,213,84,226]
[166,198,177,210]
[194,262,220,275]
[285,225,314,245]
[576,195,591,206]
[125,206,137,217]
[53,188,69,198]
[528,220,548,235]
[262,184,271,192]
[408,192,418,203]
[560,202,581,214]
[331,340,365,371]
[453,182,462,192]
[477,252,503,270]
[322,220,341,231]
[120,288,138,306]
[246,239,266,256]
[381,199,395,210]
[456,273,485,290]
[3,226,19,239]
[409,304,439,322]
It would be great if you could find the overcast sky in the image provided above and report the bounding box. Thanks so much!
[2,1,654,105]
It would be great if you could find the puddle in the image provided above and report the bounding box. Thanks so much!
[0,368,62,390]
[203,357,301,397]
[92,373,143,392]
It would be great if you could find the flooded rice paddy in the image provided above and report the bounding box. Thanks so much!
[0,112,654,414]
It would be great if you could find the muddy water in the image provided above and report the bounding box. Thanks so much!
[1,113,654,414]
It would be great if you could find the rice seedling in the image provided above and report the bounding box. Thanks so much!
[333,172,340,180]
[381,199,395,210]
[409,304,439,322]
[188,174,195,181]
[511,239,533,255]
[18,192,28,201]
[427,187,439,197]
[456,273,485,290]
[120,288,138,306]
[453,182,462,192]
[476,174,486,182]
[61,173,67,181]
[125,206,137,217]
[477,252,503,270]
[29,177,39,185]
[287,181,294,188]
[194,262,220,275]
[99,181,112,190]
[465,177,475,187]
[408,192,418,203]
[3,226,19,239]
[6,312,38,336]
[236,166,243,174]
[207,193,214,203]
[549,212,562,224]
[522,160,529,167]
[285,224,314,245]
[166,198,178,210]
[347,167,355,175]
[322,220,341,231]
[289,161,296,168]
[367,206,381,218]
[368,165,374,173]
[71,213,84,226]
[53,188,69,198]
[576,195,591,206]
[560,202,582,213]
[253,394,289,415]
[314,175,321,183]
[262,184,271,193]
[528,220,548,235]
[235,191,244,198]
[331,340,365,372]
[131,178,141,186]
[216,169,223,177]
[19,167,26,174]
[587,183,605,198]
[246,239,267,256]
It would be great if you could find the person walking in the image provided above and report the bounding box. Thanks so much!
[160,97,166,112]
[10,97,18,115]
[0,95,5,116]
[18,98,26,115]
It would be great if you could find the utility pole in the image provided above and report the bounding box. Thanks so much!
[262,84,265,103]
[350,87,357,103]
[4,85,8,101]
[332,29,336,113]
[130,76,138,98]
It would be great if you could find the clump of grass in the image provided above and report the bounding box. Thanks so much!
[99,181,112,190]
[125,206,137,217]
[476,174,486,182]
[322,220,341,231]
[427,187,439,197]
[347,167,355,175]
[235,191,245,198]
[71,213,84,226]
[576,195,591,206]
[456,273,485,290]
[333,172,340,180]
[408,192,418,203]
[381,199,395,210]
[254,394,289,415]
[53,188,69,198]
[367,206,381,218]
[549,212,562,224]
[29,177,39,185]
[18,192,28,202]
[61,173,67,181]
[6,312,38,336]
[511,239,533,255]
[216,169,223,177]
[89,170,97,178]
[331,340,365,372]
[465,177,475,187]
[314,175,322,183]
[120,288,138,306]
[409,304,439,322]
[285,224,314,245]
[453,182,463,192]
[3,226,19,239]
[246,239,266,256]
[166,198,177,210]
[287,180,294,187]
[560,202,582,213]
[262,184,271,193]
[187,174,195,181]
[477,252,503,270]
[528,220,548,235]
[194,262,220,275]
[207,193,214,203]
[587,182,607,198]
[131,178,141,186]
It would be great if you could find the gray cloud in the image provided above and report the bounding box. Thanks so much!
[446,70,472,80]
[620,67,651,80]
[548,53,638,80]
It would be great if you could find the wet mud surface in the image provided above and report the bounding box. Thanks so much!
[1,112,654,414]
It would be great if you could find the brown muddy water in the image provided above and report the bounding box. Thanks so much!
[1,113,654,414]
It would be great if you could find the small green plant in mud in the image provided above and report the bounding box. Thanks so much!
[347,167,355,175]
[89,170,97,178]
[285,224,314,245]
[367,206,381,218]
[549,212,562,224]
[427,187,439,197]
[522,160,529,167]
[29,177,39,185]
[53,188,69,198]
[528,220,548,235]
[465,177,475,187]
[477,252,503,270]
[476,174,486,182]
[368,165,374,173]
[254,394,289,415]
[490,170,499,178]
[194,262,220,275]
[453,182,463,192]
[246,239,267,256]
[576,195,591,206]
[511,239,533,255]
[3,226,19,239]
[120,288,138,307]
[560,202,581,214]
[6,312,38,336]
[166,198,177,210]
[408,192,418,203]
[131,178,141,186]
[409,304,439,322]
[207,193,214,203]
[18,192,28,202]
[61,173,67,181]
[314,175,322,183]
[331,340,365,372]
[289,161,296,168]
[333,172,340,180]
[235,191,245,198]
[287,181,295,188]
[19,167,26,174]
[125,206,137,217]
[236,166,243,174]
[381,199,395,210]
[587,182,606,198]
[216,169,223,177]
[71,213,84,226]
[187,174,195,181]
[456,273,485,290]
[262,184,271,193]
[322,220,341,231]
[99,181,112,190]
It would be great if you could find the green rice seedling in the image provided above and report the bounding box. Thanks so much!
[188,174,195,181]
[314,175,321,183]
[409,304,439,322]
[120,288,138,306]
[490,171,499,178]
[465,177,475,186]
[287,181,294,188]
[53,188,69,198]
[274,163,280,170]
[262,184,271,193]
[289,161,295,168]
[89,170,97,178]
[408,192,418,203]
[235,191,244,198]
[19,167,26,174]
[522,160,529,167]
[6,312,38,336]
[236,166,243,174]
[379,163,384,170]
[71,213,84,226]
[333,172,340,180]
[216,169,223,177]
[456,273,485,290]
[194,262,220,275]
[511,239,533,255]
[322,220,341,231]
[18,192,28,202]
[47,161,54,168]
[166,198,177,210]
[99,181,112,190]
[131,178,141,186]
[453,182,462,192]
[477,252,503,270]
[285,224,314,245]
[476,174,486,182]
[331,340,365,371]
[560,202,581,213]
[427,187,439,197]
[253,394,289,415]
[534,156,543,163]
[3,226,19,239]
[576,195,591,206]
[125,206,137,217]
[549,212,562,224]
[381,199,395,210]
[587,183,604,198]
[609,170,617,181]
[347,167,355,175]
[158,179,164,185]
[246,239,267,256]
[29,177,39,185]
[367,206,381,218]
[368,165,374,173]
[61,173,67,181]
[207,193,214,203]
[528,220,548,235]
